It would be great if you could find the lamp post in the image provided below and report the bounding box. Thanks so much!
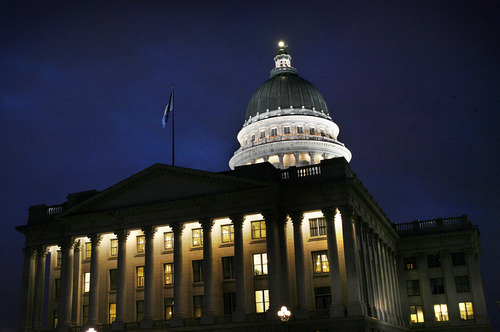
[277,306,291,332]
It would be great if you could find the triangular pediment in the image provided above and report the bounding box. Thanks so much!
[61,164,275,216]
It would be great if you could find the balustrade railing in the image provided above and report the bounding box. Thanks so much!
[395,215,471,234]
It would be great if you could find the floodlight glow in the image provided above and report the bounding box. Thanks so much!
[278,41,285,48]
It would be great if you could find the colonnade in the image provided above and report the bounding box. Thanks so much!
[18,207,404,331]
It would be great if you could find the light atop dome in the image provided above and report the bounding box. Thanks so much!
[278,41,285,48]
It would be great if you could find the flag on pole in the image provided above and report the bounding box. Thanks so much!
[162,87,174,128]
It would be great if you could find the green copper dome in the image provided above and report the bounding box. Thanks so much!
[244,72,330,121]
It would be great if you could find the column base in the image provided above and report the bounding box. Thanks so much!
[111,320,125,331]
[140,317,154,329]
[200,311,215,325]
[347,302,366,317]
[329,304,345,318]
[169,314,184,327]
[294,307,309,320]
[232,309,247,322]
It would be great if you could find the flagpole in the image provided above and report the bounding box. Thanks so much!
[171,85,175,166]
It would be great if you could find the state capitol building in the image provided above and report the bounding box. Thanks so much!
[16,43,491,332]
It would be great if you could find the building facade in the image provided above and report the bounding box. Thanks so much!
[16,44,491,332]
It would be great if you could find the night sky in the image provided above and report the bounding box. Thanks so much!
[1,1,499,330]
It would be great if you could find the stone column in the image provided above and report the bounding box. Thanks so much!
[441,250,460,325]
[381,244,396,323]
[87,234,102,327]
[278,154,284,169]
[357,222,375,318]
[58,238,75,329]
[230,215,247,322]
[262,210,281,319]
[293,153,300,167]
[201,218,215,325]
[338,207,365,316]
[465,248,489,324]
[369,231,385,320]
[141,226,157,328]
[18,247,36,332]
[72,241,82,325]
[170,222,185,327]
[277,213,291,306]
[289,212,309,319]
[32,246,48,331]
[112,230,129,330]
[322,208,344,317]
[309,152,316,165]
[389,250,404,325]
[374,237,389,322]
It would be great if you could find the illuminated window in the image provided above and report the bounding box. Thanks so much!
[164,298,174,320]
[224,292,236,315]
[309,217,327,237]
[222,256,235,279]
[284,126,291,135]
[312,250,329,273]
[137,266,144,288]
[253,253,268,276]
[55,279,60,299]
[110,239,118,256]
[271,128,278,136]
[255,289,269,313]
[297,126,304,134]
[193,295,203,318]
[404,256,417,270]
[164,232,174,250]
[452,252,466,266]
[137,236,145,253]
[164,263,173,285]
[434,304,449,322]
[193,260,203,282]
[82,305,89,325]
[109,303,116,324]
[310,127,316,135]
[85,242,92,259]
[221,224,234,243]
[260,130,266,139]
[455,275,470,293]
[406,279,420,296]
[56,250,62,267]
[110,269,117,291]
[427,254,441,268]
[459,302,474,320]
[410,305,424,323]
[136,300,144,322]
[430,278,445,294]
[251,220,266,239]
[192,228,203,246]
[84,272,91,293]
[314,287,331,316]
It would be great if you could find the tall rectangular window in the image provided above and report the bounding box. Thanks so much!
[164,232,174,250]
[283,126,291,135]
[410,305,424,323]
[137,266,144,288]
[309,127,316,135]
[404,256,417,270]
[455,275,470,293]
[223,292,236,315]
[192,228,203,246]
[193,260,203,282]
[84,272,91,293]
[164,298,174,320]
[427,254,441,268]
[253,253,268,276]
[109,303,116,323]
[452,252,466,266]
[55,279,60,299]
[221,224,234,243]
[251,220,266,239]
[314,287,331,316]
[85,242,92,259]
[110,239,118,257]
[271,128,278,136]
[255,290,269,313]
[406,279,420,296]
[109,269,117,291]
[222,256,235,279]
[137,236,145,253]
[309,218,327,237]
[459,302,474,320]
[56,250,62,267]
[193,295,203,318]
[297,126,304,134]
[82,305,89,325]
[434,304,449,322]
[251,133,255,142]
[312,250,329,273]
[260,130,266,139]
[164,263,173,285]
[136,300,144,322]
[430,278,445,294]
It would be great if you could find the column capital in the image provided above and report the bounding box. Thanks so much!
[321,207,337,220]
[229,214,244,228]
[170,222,185,235]
[276,213,288,228]
[200,218,214,231]
[89,233,102,246]
[35,245,49,257]
[59,237,76,250]
[141,226,157,239]
[288,211,304,225]
[338,205,356,221]
[114,229,130,242]
[261,209,278,224]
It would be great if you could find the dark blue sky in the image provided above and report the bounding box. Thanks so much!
[1,1,499,330]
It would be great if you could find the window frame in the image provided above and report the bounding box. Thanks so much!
[221,224,234,243]
[192,259,204,282]
[164,232,174,250]
[164,263,173,285]
[85,242,92,259]
[410,305,424,324]
[434,304,449,322]
[192,228,203,247]
[251,220,266,239]
[404,256,417,270]
[136,235,145,253]
[136,266,145,288]
[193,295,203,318]
[110,239,118,257]
[109,303,116,324]
[253,253,268,276]
[109,269,117,291]
[164,298,174,320]
[222,256,235,279]
[309,217,327,237]
[312,250,329,274]
[84,272,91,293]
[255,289,269,313]
[458,302,474,320]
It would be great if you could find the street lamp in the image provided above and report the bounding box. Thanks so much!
[86,328,96,332]
[278,305,291,332]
